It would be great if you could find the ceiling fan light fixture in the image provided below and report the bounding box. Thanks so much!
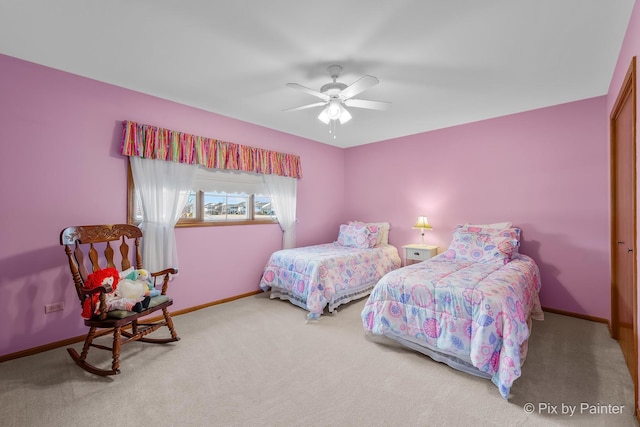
[318,107,330,124]
[286,64,390,135]
[327,99,342,120]
[339,107,352,124]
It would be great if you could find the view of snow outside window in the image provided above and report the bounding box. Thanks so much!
[180,192,275,221]
[133,191,275,223]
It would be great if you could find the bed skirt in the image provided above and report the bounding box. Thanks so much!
[268,280,377,315]
[368,331,492,379]
[365,313,535,382]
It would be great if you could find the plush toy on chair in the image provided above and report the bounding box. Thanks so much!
[121,268,160,298]
[61,223,179,377]
[81,267,120,319]
[113,277,150,312]
[82,267,150,318]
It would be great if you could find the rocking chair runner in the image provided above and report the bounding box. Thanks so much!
[60,224,179,376]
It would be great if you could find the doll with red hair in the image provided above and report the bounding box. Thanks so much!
[81,267,148,319]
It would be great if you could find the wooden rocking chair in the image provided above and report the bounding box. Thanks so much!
[60,224,179,376]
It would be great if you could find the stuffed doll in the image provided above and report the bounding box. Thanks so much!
[136,269,160,297]
[104,267,149,312]
[82,267,120,319]
[111,278,149,311]
[121,268,160,297]
[81,268,150,319]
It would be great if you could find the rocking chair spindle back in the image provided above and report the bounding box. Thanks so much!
[60,224,179,376]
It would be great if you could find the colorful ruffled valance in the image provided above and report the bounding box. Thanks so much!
[120,121,303,178]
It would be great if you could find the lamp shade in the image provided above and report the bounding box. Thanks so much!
[327,99,342,120]
[318,107,330,124]
[339,107,352,124]
[413,216,432,230]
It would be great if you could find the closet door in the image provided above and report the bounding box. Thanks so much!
[610,56,637,393]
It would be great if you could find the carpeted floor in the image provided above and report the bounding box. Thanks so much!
[0,293,636,426]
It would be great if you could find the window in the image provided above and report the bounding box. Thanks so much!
[178,191,276,224]
[127,163,277,227]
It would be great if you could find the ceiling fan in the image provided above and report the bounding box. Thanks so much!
[284,65,391,128]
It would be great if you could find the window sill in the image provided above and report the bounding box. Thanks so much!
[175,219,279,228]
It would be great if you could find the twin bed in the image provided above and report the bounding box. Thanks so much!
[259,221,542,399]
[259,221,401,320]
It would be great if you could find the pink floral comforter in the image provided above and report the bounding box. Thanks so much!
[260,243,401,319]
[361,253,543,399]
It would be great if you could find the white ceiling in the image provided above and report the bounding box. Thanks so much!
[0,1,635,148]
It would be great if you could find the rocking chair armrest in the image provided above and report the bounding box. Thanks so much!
[150,268,178,277]
[80,285,112,320]
[150,268,177,296]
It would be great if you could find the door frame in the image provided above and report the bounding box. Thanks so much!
[610,55,637,413]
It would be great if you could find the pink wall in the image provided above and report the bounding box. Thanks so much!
[607,0,640,412]
[0,27,622,357]
[0,54,345,356]
[344,96,610,319]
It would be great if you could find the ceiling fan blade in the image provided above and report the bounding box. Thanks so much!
[344,98,391,111]
[286,83,330,101]
[339,75,379,99]
[282,101,327,112]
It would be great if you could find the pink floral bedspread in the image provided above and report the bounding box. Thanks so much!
[260,243,401,319]
[361,253,543,399]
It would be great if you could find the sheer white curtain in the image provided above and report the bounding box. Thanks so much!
[130,157,197,273]
[264,174,297,249]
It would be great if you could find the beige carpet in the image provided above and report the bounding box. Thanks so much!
[0,294,636,427]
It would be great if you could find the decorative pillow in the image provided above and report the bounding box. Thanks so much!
[455,224,521,252]
[119,267,135,279]
[349,221,389,246]
[443,228,519,264]
[465,225,521,254]
[337,223,373,249]
[368,222,389,245]
[364,223,380,248]
[463,222,512,231]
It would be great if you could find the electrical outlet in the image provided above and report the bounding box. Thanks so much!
[44,302,64,313]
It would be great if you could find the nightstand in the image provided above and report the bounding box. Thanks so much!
[402,244,438,266]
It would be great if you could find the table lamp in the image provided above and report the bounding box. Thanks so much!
[413,216,432,245]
